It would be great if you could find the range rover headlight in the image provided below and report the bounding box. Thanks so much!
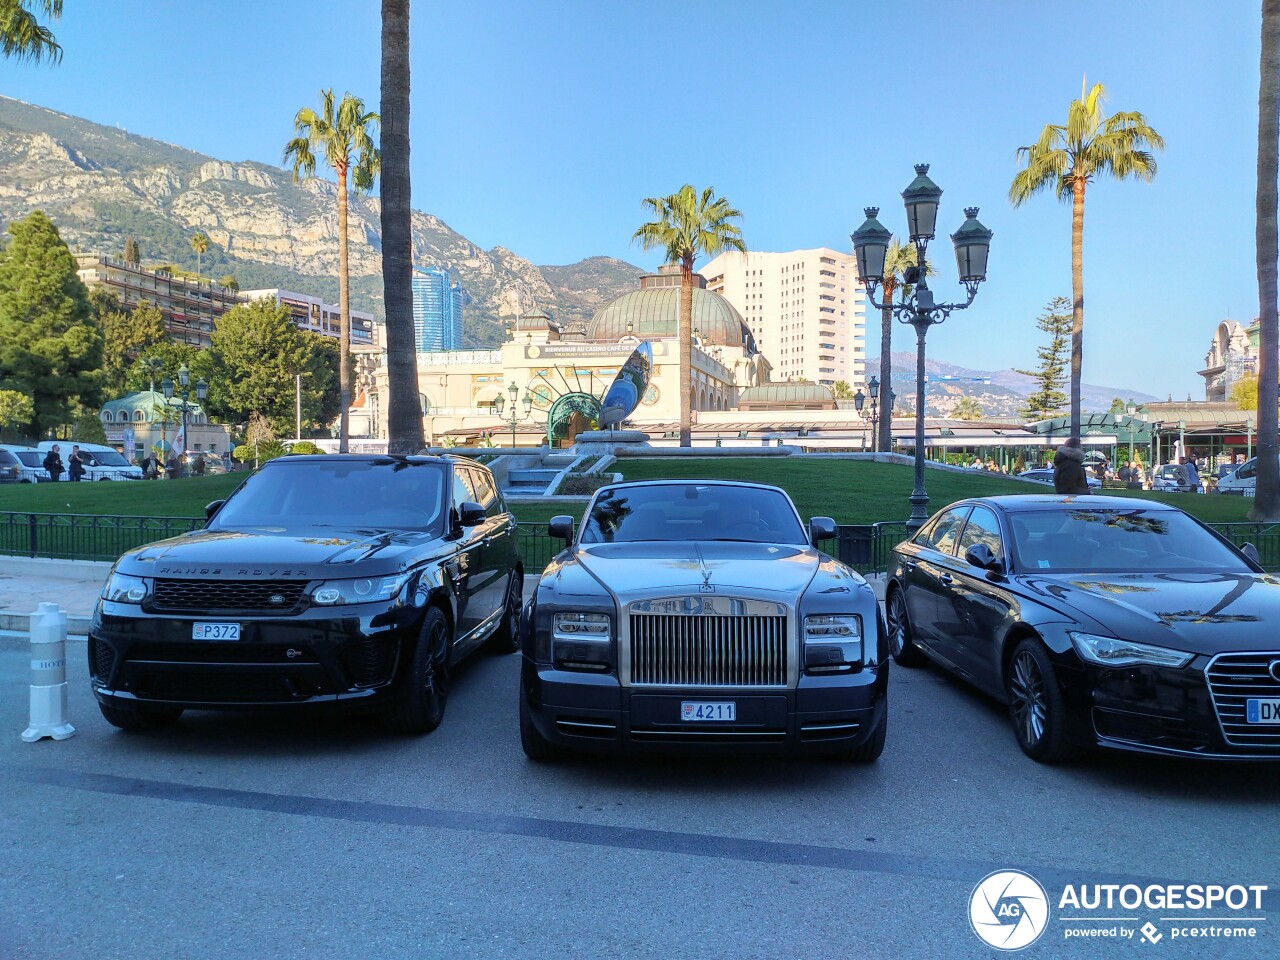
[310,574,410,606]
[552,612,613,670]
[1069,632,1193,669]
[804,614,862,672]
[103,572,151,604]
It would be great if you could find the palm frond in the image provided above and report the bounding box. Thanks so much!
[1,0,62,64]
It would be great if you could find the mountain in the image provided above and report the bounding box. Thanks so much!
[0,96,644,346]
[866,352,1160,418]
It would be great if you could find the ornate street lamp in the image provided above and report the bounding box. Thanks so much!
[162,365,207,476]
[852,165,993,528]
[495,383,534,448]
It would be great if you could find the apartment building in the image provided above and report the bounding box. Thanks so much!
[411,266,464,351]
[701,248,866,387]
[242,288,377,347]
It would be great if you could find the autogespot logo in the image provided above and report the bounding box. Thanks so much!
[970,870,1050,951]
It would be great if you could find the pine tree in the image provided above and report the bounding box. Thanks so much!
[123,237,139,265]
[0,210,103,434]
[1014,296,1071,420]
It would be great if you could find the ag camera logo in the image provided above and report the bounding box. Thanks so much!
[970,870,1050,951]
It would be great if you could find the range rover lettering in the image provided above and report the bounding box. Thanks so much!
[519,480,888,761]
[89,455,523,734]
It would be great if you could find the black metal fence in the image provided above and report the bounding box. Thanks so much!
[4,512,1280,577]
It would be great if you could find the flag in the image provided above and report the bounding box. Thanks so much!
[172,424,185,457]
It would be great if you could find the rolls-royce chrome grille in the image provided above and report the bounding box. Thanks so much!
[1206,652,1280,749]
[628,597,787,687]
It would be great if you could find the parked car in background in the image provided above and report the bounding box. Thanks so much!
[1016,468,1102,490]
[1214,455,1280,496]
[90,454,522,734]
[1150,463,1193,492]
[0,448,20,483]
[886,495,1280,763]
[181,451,228,475]
[0,445,49,483]
[520,479,888,762]
[36,441,143,481]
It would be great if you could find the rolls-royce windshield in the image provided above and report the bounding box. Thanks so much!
[579,483,807,545]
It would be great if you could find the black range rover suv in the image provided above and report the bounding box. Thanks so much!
[89,454,522,734]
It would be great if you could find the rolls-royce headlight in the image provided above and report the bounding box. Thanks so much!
[310,574,410,606]
[103,572,151,604]
[552,612,613,670]
[804,614,862,672]
[1069,632,1193,668]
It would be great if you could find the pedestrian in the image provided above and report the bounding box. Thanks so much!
[166,454,181,479]
[42,444,63,482]
[1182,456,1201,494]
[141,453,158,479]
[68,445,85,482]
[1053,438,1090,494]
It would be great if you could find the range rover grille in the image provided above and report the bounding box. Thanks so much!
[1206,652,1280,749]
[152,579,308,613]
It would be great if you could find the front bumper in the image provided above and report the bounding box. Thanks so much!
[522,658,887,756]
[89,599,421,710]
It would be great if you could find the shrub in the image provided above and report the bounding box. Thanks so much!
[288,440,321,455]
[232,440,288,464]
[556,474,612,496]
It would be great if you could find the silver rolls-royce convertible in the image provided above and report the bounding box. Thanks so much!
[519,479,888,761]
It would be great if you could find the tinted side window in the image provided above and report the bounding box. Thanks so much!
[924,508,969,557]
[1239,459,1257,480]
[452,468,476,509]
[959,506,1003,561]
[466,468,498,512]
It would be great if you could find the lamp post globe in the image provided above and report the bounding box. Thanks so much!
[850,208,892,287]
[901,164,943,243]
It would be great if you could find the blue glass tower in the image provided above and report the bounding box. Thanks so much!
[411,267,463,351]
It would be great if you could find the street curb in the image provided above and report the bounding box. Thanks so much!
[0,609,93,637]
[0,556,113,582]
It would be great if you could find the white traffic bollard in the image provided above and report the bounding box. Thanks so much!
[21,602,75,743]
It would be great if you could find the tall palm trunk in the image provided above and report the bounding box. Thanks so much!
[380,0,423,455]
[679,254,694,447]
[1253,0,1280,519]
[337,167,351,452]
[1069,180,1086,442]
[877,280,896,454]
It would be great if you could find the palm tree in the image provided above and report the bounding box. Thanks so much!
[284,89,381,454]
[633,185,745,446]
[379,0,423,455]
[1,0,61,64]
[1255,0,1280,520]
[1009,81,1164,442]
[876,239,930,452]
[190,232,209,280]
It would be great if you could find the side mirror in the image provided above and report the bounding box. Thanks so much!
[1241,542,1262,565]
[548,515,574,545]
[204,499,225,521]
[458,501,486,527]
[809,517,837,543]
[965,543,1001,572]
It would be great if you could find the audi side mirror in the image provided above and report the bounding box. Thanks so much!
[965,543,1001,572]
[548,515,574,545]
[809,517,837,543]
[204,499,225,521]
[1241,542,1262,566]
[459,501,486,527]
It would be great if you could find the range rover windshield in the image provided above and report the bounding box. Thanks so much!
[209,458,448,534]
[580,483,807,545]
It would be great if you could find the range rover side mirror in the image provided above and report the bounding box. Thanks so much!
[458,501,486,527]
[965,543,1001,572]
[809,517,837,543]
[1241,542,1262,565]
[204,499,225,521]
[548,515,574,545]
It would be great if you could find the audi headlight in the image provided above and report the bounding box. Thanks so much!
[310,574,410,606]
[804,614,862,672]
[103,572,151,604]
[552,612,613,670]
[1069,631,1193,668]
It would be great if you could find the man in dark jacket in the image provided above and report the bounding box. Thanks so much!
[1053,438,1090,494]
[68,445,85,482]
[42,445,63,482]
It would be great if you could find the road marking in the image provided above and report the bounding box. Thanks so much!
[16,765,1278,910]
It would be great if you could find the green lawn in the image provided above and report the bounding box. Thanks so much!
[0,474,245,518]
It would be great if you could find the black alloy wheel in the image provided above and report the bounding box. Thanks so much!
[98,700,183,731]
[488,572,523,655]
[886,589,926,667]
[383,607,451,735]
[1006,638,1082,764]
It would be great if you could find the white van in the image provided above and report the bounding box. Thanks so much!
[1215,455,1280,496]
[36,441,143,481]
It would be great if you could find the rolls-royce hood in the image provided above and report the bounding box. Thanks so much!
[116,526,443,579]
[1022,572,1280,655]
[573,541,821,597]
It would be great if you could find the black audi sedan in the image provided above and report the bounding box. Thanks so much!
[886,495,1280,763]
[90,454,522,734]
[520,480,888,762]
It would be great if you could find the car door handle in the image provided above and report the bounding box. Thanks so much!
[481,536,492,547]
[939,573,954,585]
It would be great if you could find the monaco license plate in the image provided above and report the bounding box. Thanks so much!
[1246,698,1280,724]
[192,622,241,642]
[681,701,736,722]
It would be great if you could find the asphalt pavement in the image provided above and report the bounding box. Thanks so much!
[3,584,1278,960]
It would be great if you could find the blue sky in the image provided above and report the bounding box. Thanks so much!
[0,0,1262,398]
